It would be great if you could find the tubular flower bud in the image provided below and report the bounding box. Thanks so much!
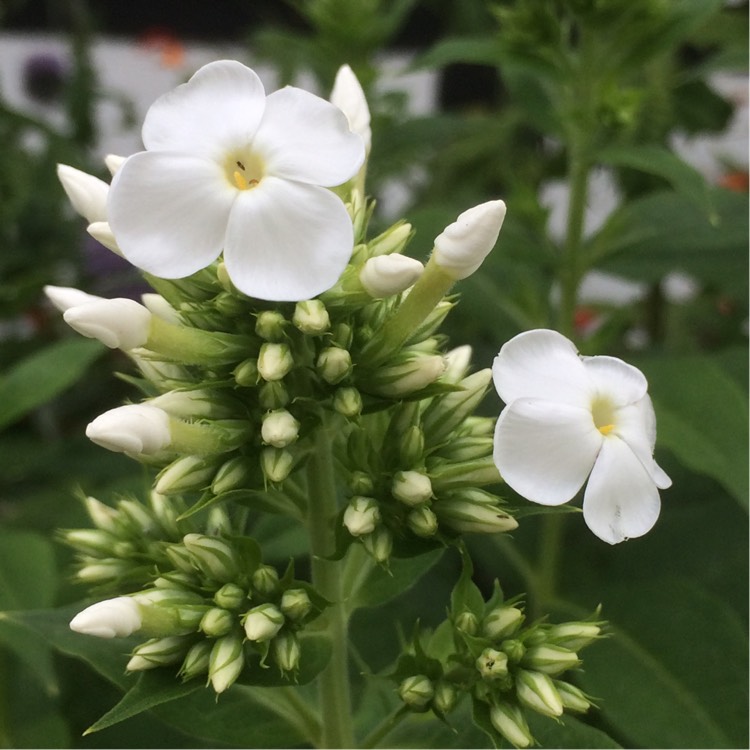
[360,527,392,564]
[545,621,602,651]
[392,470,433,507]
[429,457,501,491]
[57,163,110,222]
[183,533,240,583]
[63,297,152,350]
[333,386,363,418]
[85,404,171,456]
[360,255,424,298]
[434,497,517,535]
[554,680,593,713]
[261,409,300,448]
[433,681,458,714]
[87,221,121,255]
[293,299,330,335]
[259,380,290,410]
[258,343,294,381]
[317,347,352,384]
[179,640,212,680]
[141,293,181,324]
[105,153,126,175]
[149,389,234,419]
[330,64,371,154]
[398,425,424,467]
[214,583,247,611]
[407,506,438,538]
[255,310,287,341]
[454,609,479,636]
[476,647,509,681]
[261,447,294,483]
[243,603,285,642]
[62,528,119,556]
[233,358,259,387]
[483,606,525,640]
[273,631,301,673]
[523,644,581,676]
[251,564,280,596]
[442,345,473,384]
[127,636,190,671]
[398,675,434,710]
[489,701,533,749]
[82,495,118,531]
[209,633,245,693]
[155,455,219,494]
[69,596,142,638]
[516,668,564,718]
[365,354,445,398]
[366,221,412,257]
[200,607,235,637]
[502,638,526,664]
[211,456,252,495]
[75,559,131,584]
[44,285,102,313]
[432,200,506,280]
[280,588,313,622]
[343,496,381,537]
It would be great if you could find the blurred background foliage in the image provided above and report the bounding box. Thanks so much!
[0,0,747,747]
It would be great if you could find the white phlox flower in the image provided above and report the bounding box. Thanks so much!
[492,329,671,544]
[107,60,365,302]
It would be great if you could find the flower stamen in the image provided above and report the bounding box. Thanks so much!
[598,423,615,436]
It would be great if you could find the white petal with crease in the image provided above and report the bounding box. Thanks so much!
[582,355,648,406]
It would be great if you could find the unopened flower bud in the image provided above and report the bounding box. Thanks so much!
[233,358,259,387]
[407,506,438,537]
[255,310,287,341]
[273,631,301,674]
[441,436,494,462]
[261,447,294,483]
[360,526,393,564]
[333,386,362,417]
[179,640,212,680]
[523,644,580,676]
[484,605,525,640]
[44,285,101,312]
[360,255,424,298]
[367,221,412,257]
[243,603,284,642]
[252,564,279,596]
[502,638,526,663]
[141,293,181,324]
[293,299,330,335]
[516,668,563,718]
[57,163,109,222]
[87,221,121,254]
[398,425,424,467]
[489,701,533,749]
[280,588,312,622]
[259,380,290,409]
[82,495,118,531]
[104,153,126,175]
[317,347,352,384]
[392,470,432,507]
[70,596,142,638]
[330,64,371,153]
[75,559,131,584]
[200,607,235,637]
[432,200,506,280]
[149,389,234,420]
[211,456,252,495]
[476,647,509,681]
[431,680,458,714]
[454,610,479,636]
[434,496,517,535]
[258,343,293,381]
[127,636,189,671]
[209,633,245,693]
[214,583,247,611]
[86,404,171,456]
[399,674,434,710]
[442,345,472,383]
[183,533,240,583]
[165,544,196,575]
[545,621,602,651]
[63,297,152,350]
[554,680,593,713]
[155,455,218,494]
[261,409,300,448]
[62,528,119,556]
[366,354,445,398]
[343,496,380,537]
[429,457,502,492]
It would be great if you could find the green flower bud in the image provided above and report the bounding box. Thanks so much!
[435,497,517,535]
[119,499,158,534]
[407,506,438,538]
[432,680,458,714]
[367,220,412,257]
[179,640,212,680]
[255,310,287,341]
[516,668,563,718]
[214,583,247,610]
[233,358,259,387]
[167,417,251,457]
[155,455,219,495]
[252,564,280,596]
[261,447,294,483]
[398,425,425,468]
[333,386,363,418]
[459,416,495,437]
[476,647,509,681]
[183,533,240,583]
[258,343,294,381]
[439,435,494,462]
[76,559,132,584]
[441,345,472,384]
[523,644,580,676]
[332,322,353,349]
[213,290,245,316]
[489,701,533,749]
[273,631,301,674]
[259,380,290,409]
[149,389,235,419]
[261,409,300,448]
[211,456,252,495]
[206,506,232,537]
[200,607,235,637]
[360,527,393,564]
[243,603,285,642]
[165,544,197,575]
[127,635,189,671]
[553,680,593,713]
[545,621,602,651]
[392,470,432,507]
[209,633,245,693]
[364,354,445,398]
[293,299,330,335]
[429,457,501,491]
[317,347,352,384]
[82,495,118,531]
[61,528,119,556]
[343,496,381,537]
[280,588,313,622]
[502,638,526,664]
[148,491,181,535]
[399,674,434,709]
[484,606,525,640]
[348,471,375,496]
[454,609,479,636]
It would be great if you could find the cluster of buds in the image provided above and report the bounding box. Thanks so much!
[393,557,604,748]
[69,531,326,693]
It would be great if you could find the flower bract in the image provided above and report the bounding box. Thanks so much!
[107,60,365,301]
[492,329,671,544]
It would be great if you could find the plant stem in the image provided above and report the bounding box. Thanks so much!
[307,421,355,749]
[533,513,567,618]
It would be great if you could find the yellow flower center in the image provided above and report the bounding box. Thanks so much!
[591,396,616,436]
[226,152,265,191]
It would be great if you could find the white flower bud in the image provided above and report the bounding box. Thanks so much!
[261,409,300,448]
[273,631,301,673]
[293,299,330,335]
[523,644,580,676]
[483,606,525,640]
[243,603,284,642]
[87,221,122,255]
[63,297,152,350]
[179,640,212,680]
[476,647,509,681]
[406,506,438,537]
[126,636,188,671]
[104,153,126,175]
[367,221,412,257]
[209,633,245,693]
[75,559,131,584]
[489,701,533,749]
[360,255,424,298]
[333,386,363,418]
[44,285,102,313]
[398,675,434,709]
[366,354,445,398]
[251,564,280,596]
[360,527,392,564]
[141,293,181,324]
[433,681,458,714]
[149,389,233,419]
[85,404,171,455]
[554,680,593,713]
[432,200,506,280]
[69,596,142,638]
[429,456,501,491]
[261,447,294,483]
[211,456,252,495]
[255,310,287,341]
[330,64,371,153]
[392,470,433,507]
[317,347,352,384]
[183,533,240,583]
[434,496,518,535]
[82,495,118,531]
[155,455,218,495]
[258,343,294,381]
[545,621,602,651]
[200,607,235,637]
[57,163,109,222]
[516,669,564,718]
[343,496,380,537]
[280,588,313,621]
[442,345,473,383]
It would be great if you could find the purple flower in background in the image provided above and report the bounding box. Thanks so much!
[23,53,69,104]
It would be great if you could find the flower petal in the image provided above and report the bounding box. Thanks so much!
[142,60,266,157]
[492,329,591,408]
[583,435,661,544]
[224,177,353,301]
[108,151,233,278]
[252,86,365,186]
[582,355,648,406]
[493,398,602,505]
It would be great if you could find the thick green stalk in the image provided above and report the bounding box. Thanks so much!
[307,423,355,749]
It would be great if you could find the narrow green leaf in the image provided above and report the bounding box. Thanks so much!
[0,338,106,430]
[414,35,502,69]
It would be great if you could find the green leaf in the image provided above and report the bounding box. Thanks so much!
[0,338,106,430]
[527,712,622,748]
[414,35,502,69]
[638,354,749,508]
[450,547,485,618]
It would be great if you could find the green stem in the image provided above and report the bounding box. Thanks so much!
[533,513,567,619]
[307,422,355,749]
[360,706,410,749]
